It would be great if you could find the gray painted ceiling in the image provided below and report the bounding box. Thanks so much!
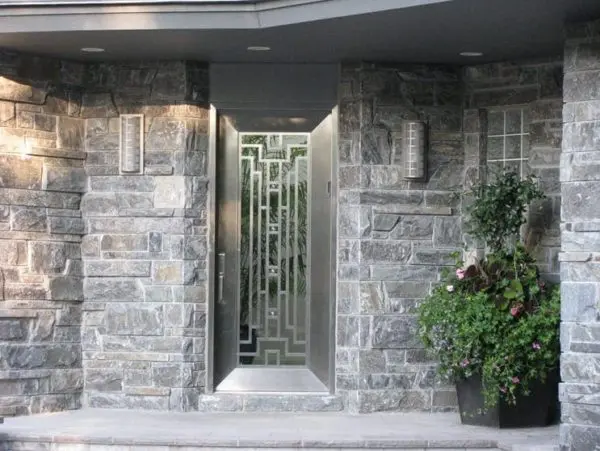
[0,0,599,63]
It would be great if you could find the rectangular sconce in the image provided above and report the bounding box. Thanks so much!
[402,120,427,181]
[119,114,144,174]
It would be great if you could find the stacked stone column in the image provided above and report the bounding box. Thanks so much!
[560,19,600,450]
[81,61,209,411]
[0,53,86,415]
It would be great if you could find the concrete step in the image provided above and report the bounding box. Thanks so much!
[0,409,558,451]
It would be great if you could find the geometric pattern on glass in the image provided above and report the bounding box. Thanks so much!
[486,107,530,182]
[238,133,309,366]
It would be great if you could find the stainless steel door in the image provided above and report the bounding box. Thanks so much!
[213,110,334,393]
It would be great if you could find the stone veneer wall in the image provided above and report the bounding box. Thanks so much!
[0,52,86,415]
[559,18,600,451]
[80,61,209,411]
[462,58,563,281]
[337,63,464,413]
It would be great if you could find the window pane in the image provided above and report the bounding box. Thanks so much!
[488,111,505,135]
[506,110,522,134]
[505,135,522,159]
[487,136,504,160]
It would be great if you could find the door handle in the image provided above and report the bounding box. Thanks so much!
[217,252,225,304]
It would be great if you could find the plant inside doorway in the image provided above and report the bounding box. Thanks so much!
[418,171,560,428]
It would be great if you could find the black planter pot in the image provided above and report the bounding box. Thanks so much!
[456,369,559,428]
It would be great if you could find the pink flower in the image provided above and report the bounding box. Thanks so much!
[456,269,466,280]
[500,386,507,393]
[532,342,541,350]
[460,359,470,368]
[512,376,520,384]
[510,306,520,317]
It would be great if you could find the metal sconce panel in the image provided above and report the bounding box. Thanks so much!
[402,120,427,181]
[119,114,144,174]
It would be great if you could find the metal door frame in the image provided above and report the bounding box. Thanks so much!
[205,105,339,394]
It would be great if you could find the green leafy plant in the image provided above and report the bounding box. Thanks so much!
[465,171,544,252]
[418,171,560,409]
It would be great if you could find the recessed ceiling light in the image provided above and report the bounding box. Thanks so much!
[459,51,483,57]
[81,47,105,53]
[247,46,271,52]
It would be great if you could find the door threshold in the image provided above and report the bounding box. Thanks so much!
[215,367,328,393]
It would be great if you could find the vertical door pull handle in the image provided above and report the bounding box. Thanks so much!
[217,252,225,304]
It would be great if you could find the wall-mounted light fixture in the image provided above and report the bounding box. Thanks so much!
[402,120,427,181]
[119,114,144,174]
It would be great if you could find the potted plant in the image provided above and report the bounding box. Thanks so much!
[418,171,560,428]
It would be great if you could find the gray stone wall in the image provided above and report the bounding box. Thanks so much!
[81,61,209,411]
[559,19,600,451]
[462,58,563,281]
[337,63,464,413]
[0,52,86,415]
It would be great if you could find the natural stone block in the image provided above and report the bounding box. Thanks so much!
[339,206,360,237]
[0,155,41,190]
[152,261,183,284]
[101,234,148,251]
[183,236,207,260]
[49,276,84,301]
[369,265,439,281]
[0,100,14,124]
[372,316,421,349]
[84,278,142,301]
[561,282,599,322]
[57,116,84,150]
[104,303,164,336]
[0,77,49,104]
[154,176,186,209]
[372,213,399,232]
[49,216,85,235]
[90,176,154,192]
[42,166,86,193]
[5,344,80,370]
[50,369,83,394]
[385,281,430,299]
[85,261,151,277]
[11,206,47,232]
[81,93,118,118]
[29,242,67,274]
[0,240,24,265]
[564,71,600,103]
[85,368,123,392]
[433,216,461,247]
[81,193,119,216]
[337,315,359,347]
[117,192,154,209]
[391,216,434,239]
[361,241,411,264]
[563,182,600,221]
[146,118,186,151]
[359,190,423,205]
[357,389,431,413]
[0,319,26,340]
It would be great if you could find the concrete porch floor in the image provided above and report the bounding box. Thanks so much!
[0,409,558,451]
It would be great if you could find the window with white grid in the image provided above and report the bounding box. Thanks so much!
[486,108,530,180]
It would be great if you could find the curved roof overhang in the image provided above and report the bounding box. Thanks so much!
[0,0,451,33]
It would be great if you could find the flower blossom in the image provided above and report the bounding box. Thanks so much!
[460,359,470,368]
[512,376,520,384]
[510,306,520,317]
[456,269,466,280]
[532,342,541,350]
[499,386,507,393]
[446,285,455,293]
